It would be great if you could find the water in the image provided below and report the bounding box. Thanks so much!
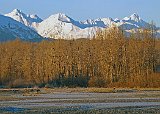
[0,107,27,113]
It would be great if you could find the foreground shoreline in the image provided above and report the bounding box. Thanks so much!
[0,87,160,93]
[0,88,160,113]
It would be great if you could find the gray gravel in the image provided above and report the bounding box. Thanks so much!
[0,91,160,113]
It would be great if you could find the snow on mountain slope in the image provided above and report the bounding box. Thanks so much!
[5,9,43,29]
[0,14,42,41]
[36,13,104,39]
[36,13,155,39]
[116,13,152,30]
[3,9,158,39]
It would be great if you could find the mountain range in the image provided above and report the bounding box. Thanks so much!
[0,9,159,41]
[0,14,42,41]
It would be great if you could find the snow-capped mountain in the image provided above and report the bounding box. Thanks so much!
[2,9,159,39]
[117,13,152,30]
[0,14,42,41]
[36,13,101,38]
[5,9,42,29]
[36,13,157,39]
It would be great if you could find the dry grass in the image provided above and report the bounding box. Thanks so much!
[84,88,115,93]
[43,87,160,93]
[0,95,17,101]
[34,87,159,94]
[135,88,160,91]
[0,87,160,95]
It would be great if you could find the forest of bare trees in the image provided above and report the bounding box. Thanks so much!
[0,27,160,88]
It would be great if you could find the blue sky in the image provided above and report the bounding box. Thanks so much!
[0,0,160,26]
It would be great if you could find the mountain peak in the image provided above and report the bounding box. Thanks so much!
[130,13,141,21]
[0,14,42,41]
[12,9,23,14]
[123,13,141,22]
[51,13,67,18]
[5,9,42,28]
[50,13,73,23]
[7,9,25,18]
[56,13,67,17]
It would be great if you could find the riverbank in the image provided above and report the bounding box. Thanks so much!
[0,88,160,113]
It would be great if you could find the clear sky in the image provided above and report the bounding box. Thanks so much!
[0,0,160,26]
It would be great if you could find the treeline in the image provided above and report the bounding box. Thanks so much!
[0,27,160,88]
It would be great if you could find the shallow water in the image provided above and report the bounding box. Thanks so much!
[0,107,27,112]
